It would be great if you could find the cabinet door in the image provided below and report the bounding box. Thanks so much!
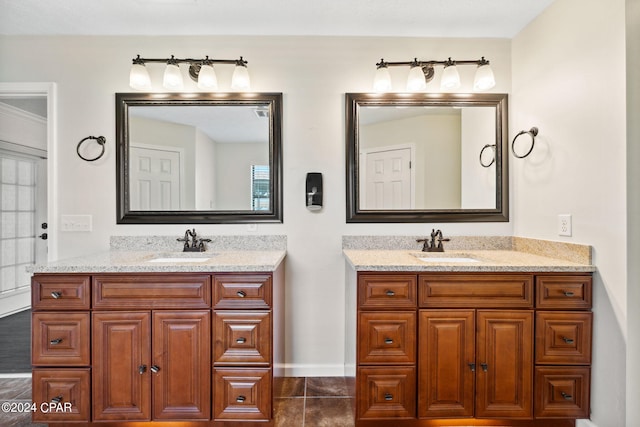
[476,310,533,419]
[418,310,475,418]
[92,311,151,421]
[152,310,211,420]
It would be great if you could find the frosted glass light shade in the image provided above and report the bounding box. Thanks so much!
[197,64,218,90]
[163,63,184,90]
[473,63,496,91]
[440,65,461,90]
[373,67,392,92]
[406,65,427,91]
[129,63,151,90]
[231,64,251,90]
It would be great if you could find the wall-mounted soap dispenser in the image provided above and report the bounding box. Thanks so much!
[306,172,323,211]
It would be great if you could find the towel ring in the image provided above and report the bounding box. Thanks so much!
[77,136,106,162]
[479,144,496,168]
[511,127,538,159]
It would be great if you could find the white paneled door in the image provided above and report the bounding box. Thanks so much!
[360,145,414,209]
[130,145,182,210]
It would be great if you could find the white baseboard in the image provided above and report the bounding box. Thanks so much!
[0,373,31,378]
[576,420,597,427]
[280,363,346,377]
[0,289,30,318]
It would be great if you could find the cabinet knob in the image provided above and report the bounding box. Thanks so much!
[236,337,247,344]
[49,338,62,345]
[562,336,575,344]
[237,291,247,298]
[561,391,573,400]
[385,290,395,297]
[236,395,246,403]
[384,393,393,401]
[51,291,62,299]
[150,365,160,373]
[563,290,575,297]
[384,338,394,345]
[480,363,488,372]
[50,396,63,404]
[468,363,476,372]
[138,365,147,375]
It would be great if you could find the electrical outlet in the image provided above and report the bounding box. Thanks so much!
[558,214,572,237]
[61,215,92,232]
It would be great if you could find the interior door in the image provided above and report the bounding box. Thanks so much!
[361,146,413,209]
[129,145,182,210]
[475,310,533,418]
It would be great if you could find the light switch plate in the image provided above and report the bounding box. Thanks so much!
[61,215,92,232]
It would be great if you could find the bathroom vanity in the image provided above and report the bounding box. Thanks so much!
[344,237,595,427]
[29,238,285,427]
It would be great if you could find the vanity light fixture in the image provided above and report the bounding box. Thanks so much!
[129,54,250,91]
[373,56,495,92]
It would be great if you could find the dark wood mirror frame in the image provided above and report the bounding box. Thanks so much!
[346,92,509,223]
[116,92,283,224]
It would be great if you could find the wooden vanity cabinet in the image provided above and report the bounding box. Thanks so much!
[352,271,593,427]
[31,268,284,426]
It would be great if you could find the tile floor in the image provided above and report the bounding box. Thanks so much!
[0,376,355,427]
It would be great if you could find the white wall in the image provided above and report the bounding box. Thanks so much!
[512,0,627,425]
[0,35,513,375]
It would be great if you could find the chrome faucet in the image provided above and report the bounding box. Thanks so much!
[177,228,211,252]
[416,229,450,252]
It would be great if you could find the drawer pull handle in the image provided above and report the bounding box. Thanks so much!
[384,338,394,345]
[237,291,247,298]
[561,392,573,400]
[563,290,575,297]
[51,291,62,299]
[481,363,488,372]
[385,290,395,297]
[50,338,62,345]
[468,363,476,372]
[562,336,575,344]
[150,365,160,374]
[236,395,246,403]
[51,396,63,404]
[384,393,393,401]
[139,365,147,374]
[236,337,247,344]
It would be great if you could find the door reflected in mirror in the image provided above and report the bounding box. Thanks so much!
[346,93,508,223]
[116,93,282,224]
[358,105,496,210]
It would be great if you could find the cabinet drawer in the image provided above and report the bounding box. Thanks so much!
[419,274,533,308]
[93,274,211,309]
[32,275,90,310]
[358,312,416,365]
[535,366,590,419]
[536,275,592,309]
[32,368,91,422]
[213,368,271,421]
[213,274,272,309]
[32,313,90,366]
[357,366,416,420]
[214,311,271,365]
[358,273,417,309]
[536,312,592,365]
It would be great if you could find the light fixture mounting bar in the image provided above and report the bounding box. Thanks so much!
[376,57,489,68]
[132,54,247,66]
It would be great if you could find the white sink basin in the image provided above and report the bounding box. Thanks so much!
[147,253,216,263]
[411,252,480,263]
[416,256,480,263]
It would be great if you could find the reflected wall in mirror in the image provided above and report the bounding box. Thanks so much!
[116,92,282,224]
[346,93,508,223]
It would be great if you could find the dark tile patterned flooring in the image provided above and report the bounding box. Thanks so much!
[0,376,355,427]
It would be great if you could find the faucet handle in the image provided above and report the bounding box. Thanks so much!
[416,238,429,252]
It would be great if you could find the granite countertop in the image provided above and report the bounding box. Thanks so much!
[342,236,595,273]
[30,249,286,273]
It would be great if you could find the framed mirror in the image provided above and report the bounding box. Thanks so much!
[116,92,282,224]
[346,92,508,223]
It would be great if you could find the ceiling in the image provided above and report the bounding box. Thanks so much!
[0,0,555,38]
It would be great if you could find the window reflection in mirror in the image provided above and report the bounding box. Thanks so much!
[116,93,282,224]
[346,93,508,223]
